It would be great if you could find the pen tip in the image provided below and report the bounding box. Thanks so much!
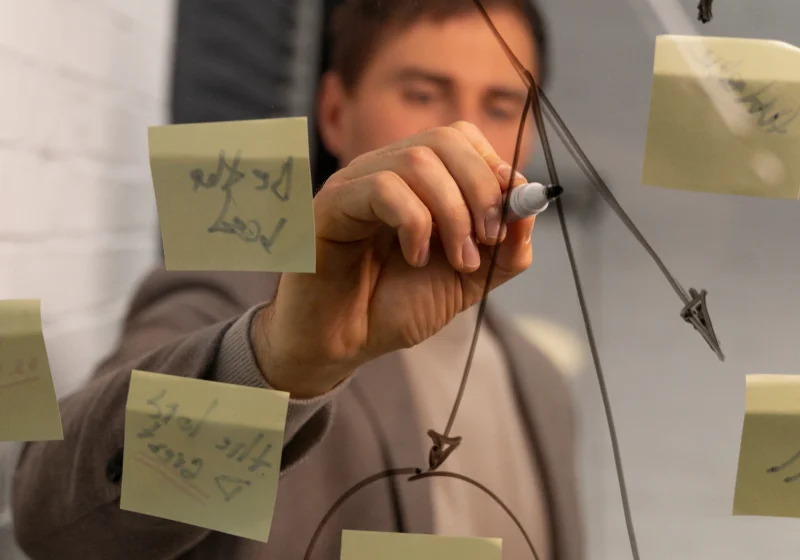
[545,185,564,200]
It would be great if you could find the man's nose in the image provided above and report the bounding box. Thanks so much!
[450,99,483,129]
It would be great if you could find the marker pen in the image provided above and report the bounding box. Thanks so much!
[505,182,563,222]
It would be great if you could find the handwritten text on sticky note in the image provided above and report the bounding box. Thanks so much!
[733,374,800,517]
[0,300,62,442]
[149,117,316,272]
[642,35,800,199]
[340,530,503,560]
[121,370,289,542]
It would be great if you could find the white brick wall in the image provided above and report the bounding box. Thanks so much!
[0,1,176,557]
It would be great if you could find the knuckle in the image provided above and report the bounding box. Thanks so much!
[450,120,479,135]
[450,121,493,155]
[431,125,464,145]
[403,145,437,169]
[371,170,402,199]
[403,146,436,165]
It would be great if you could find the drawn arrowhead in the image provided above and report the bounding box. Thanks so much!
[680,288,724,361]
[426,430,462,471]
[697,0,713,23]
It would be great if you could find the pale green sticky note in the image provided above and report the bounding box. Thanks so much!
[733,374,800,517]
[0,300,63,442]
[120,370,289,542]
[340,531,503,560]
[149,117,316,272]
[642,35,800,199]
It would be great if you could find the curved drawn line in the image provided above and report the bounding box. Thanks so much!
[302,467,541,560]
[303,468,416,560]
[409,470,541,560]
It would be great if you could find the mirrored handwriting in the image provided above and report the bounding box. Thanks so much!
[0,337,41,389]
[695,47,799,134]
[189,150,294,253]
[135,388,275,505]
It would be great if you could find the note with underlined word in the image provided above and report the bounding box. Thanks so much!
[733,374,800,518]
[0,299,62,442]
[149,117,316,272]
[642,35,800,199]
[340,530,503,560]
[120,370,289,542]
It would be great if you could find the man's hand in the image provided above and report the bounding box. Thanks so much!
[253,121,535,397]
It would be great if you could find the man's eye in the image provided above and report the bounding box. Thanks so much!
[403,90,436,104]
[487,106,515,121]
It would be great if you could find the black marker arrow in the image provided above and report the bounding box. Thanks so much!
[426,430,462,471]
[680,288,724,361]
[697,0,714,24]
[471,0,725,363]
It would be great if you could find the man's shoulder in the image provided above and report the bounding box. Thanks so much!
[128,267,281,315]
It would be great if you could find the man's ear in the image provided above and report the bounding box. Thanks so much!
[316,71,349,160]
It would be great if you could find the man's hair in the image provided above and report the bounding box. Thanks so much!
[328,0,550,91]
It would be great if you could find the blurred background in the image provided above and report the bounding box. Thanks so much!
[1,0,800,558]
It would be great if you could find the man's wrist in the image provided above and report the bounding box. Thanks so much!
[250,304,354,399]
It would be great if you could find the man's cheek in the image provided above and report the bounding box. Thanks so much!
[498,134,535,168]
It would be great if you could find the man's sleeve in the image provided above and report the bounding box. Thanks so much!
[12,269,340,559]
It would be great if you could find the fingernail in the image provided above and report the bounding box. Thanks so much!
[524,227,533,245]
[484,206,502,241]
[462,234,481,270]
[497,163,527,186]
[417,239,430,267]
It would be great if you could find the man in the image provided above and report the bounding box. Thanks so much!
[12,1,583,559]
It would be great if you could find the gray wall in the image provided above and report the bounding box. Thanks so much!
[494,0,800,558]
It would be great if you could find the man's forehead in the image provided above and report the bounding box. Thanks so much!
[368,9,536,91]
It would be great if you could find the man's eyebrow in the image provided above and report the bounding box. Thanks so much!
[485,87,528,104]
[388,67,453,88]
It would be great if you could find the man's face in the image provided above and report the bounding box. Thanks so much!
[317,7,538,168]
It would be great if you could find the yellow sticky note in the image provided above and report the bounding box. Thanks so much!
[149,117,316,272]
[733,374,800,517]
[642,35,800,199]
[120,370,289,542]
[340,531,503,560]
[0,300,62,442]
